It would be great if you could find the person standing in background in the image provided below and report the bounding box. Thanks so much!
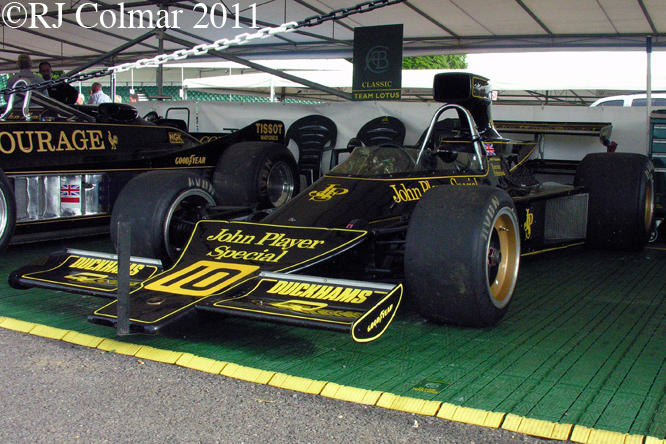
[38,61,79,104]
[87,82,112,104]
[4,53,47,102]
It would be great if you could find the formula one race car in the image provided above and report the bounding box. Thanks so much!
[9,73,654,342]
[0,87,297,255]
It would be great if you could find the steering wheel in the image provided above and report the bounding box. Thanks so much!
[143,111,159,122]
[376,142,405,149]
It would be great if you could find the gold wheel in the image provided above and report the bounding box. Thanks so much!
[487,208,520,308]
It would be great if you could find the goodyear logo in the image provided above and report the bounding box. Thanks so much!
[175,154,206,165]
[309,184,349,202]
[168,132,184,144]
[366,304,394,333]
[266,279,373,304]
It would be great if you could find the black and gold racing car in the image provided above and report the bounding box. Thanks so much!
[0,89,297,254]
[9,73,654,342]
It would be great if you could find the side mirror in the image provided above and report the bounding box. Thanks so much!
[599,125,612,147]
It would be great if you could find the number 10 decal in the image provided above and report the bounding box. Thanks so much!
[145,261,259,297]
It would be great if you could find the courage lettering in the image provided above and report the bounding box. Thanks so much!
[0,130,105,154]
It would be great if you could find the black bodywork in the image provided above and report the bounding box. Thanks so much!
[0,99,284,245]
[9,73,646,342]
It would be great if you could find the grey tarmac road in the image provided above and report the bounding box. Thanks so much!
[0,328,571,444]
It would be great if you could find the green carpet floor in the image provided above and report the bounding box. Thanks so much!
[2,236,665,443]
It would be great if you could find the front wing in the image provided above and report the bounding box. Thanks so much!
[9,221,402,342]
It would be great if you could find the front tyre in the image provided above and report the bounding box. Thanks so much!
[213,142,299,208]
[405,186,520,327]
[110,171,218,266]
[0,169,16,253]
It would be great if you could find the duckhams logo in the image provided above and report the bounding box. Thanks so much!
[309,184,349,202]
[1,2,260,29]
[266,279,373,304]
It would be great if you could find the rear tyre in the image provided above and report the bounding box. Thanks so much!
[213,142,299,208]
[405,186,520,327]
[0,169,16,253]
[574,153,654,251]
[111,171,218,266]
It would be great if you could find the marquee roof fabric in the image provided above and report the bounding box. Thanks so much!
[1,0,664,73]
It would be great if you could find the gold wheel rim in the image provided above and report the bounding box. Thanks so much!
[488,208,520,308]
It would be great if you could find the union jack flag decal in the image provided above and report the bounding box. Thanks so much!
[484,143,495,156]
[61,184,80,203]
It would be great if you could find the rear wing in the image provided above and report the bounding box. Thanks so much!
[494,121,612,138]
[494,120,615,157]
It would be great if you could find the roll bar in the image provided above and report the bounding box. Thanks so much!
[416,103,486,172]
[1,81,95,123]
[1,79,32,121]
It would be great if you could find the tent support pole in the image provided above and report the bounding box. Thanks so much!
[162,34,353,101]
[647,36,652,150]
[63,29,158,78]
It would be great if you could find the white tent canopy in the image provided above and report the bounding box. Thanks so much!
[1,0,665,73]
[181,52,666,103]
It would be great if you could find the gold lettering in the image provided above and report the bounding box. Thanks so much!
[391,183,422,203]
[0,132,15,154]
[87,130,104,150]
[71,130,88,150]
[57,131,75,151]
[15,131,35,153]
[36,131,53,152]
[264,281,371,304]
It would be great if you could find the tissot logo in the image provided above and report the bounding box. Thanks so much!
[309,184,349,201]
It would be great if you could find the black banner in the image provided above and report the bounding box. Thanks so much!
[352,24,403,101]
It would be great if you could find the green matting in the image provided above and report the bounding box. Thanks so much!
[2,237,666,442]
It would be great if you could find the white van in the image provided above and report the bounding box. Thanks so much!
[590,93,666,107]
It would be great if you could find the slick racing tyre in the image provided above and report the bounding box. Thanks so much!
[574,153,654,251]
[0,169,16,254]
[213,142,299,209]
[405,186,520,327]
[111,171,218,266]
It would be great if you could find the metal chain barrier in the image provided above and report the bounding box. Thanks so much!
[1,0,406,96]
